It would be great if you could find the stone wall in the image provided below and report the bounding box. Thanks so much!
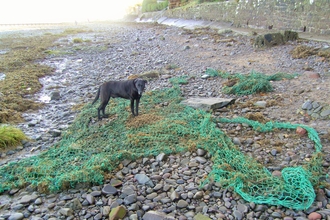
[146,0,330,35]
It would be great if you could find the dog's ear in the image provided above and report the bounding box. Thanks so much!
[143,79,148,84]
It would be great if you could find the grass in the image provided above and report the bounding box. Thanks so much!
[73,38,84,43]
[0,125,28,150]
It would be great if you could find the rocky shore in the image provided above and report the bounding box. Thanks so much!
[0,21,330,220]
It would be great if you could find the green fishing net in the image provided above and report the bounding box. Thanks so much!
[0,73,324,210]
[205,68,297,95]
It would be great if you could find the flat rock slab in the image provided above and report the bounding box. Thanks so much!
[181,98,235,111]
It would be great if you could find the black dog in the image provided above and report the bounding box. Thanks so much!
[92,78,147,120]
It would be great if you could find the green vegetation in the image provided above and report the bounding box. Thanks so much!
[142,0,168,12]
[73,38,84,43]
[0,125,28,150]
[169,75,189,85]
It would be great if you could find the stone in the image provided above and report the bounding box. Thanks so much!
[320,109,330,117]
[51,91,61,100]
[134,174,154,187]
[303,71,320,79]
[201,74,210,79]
[102,206,111,216]
[102,184,118,195]
[181,97,235,111]
[177,199,189,208]
[67,198,82,211]
[193,191,204,199]
[109,206,127,220]
[34,198,42,205]
[49,129,61,137]
[19,193,39,204]
[122,185,136,196]
[193,213,211,220]
[254,33,285,48]
[237,203,248,213]
[156,152,166,162]
[124,194,137,205]
[0,72,5,81]
[143,210,174,220]
[110,179,123,187]
[302,100,313,110]
[233,210,243,220]
[170,191,180,201]
[153,183,163,191]
[296,127,307,136]
[270,149,277,156]
[196,148,206,156]
[59,208,74,216]
[8,213,24,220]
[86,194,95,205]
[146,192,158,200]
[254,101,267,108]
[308,212,322,220]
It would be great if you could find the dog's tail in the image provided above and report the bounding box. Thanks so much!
[92,87,100,105]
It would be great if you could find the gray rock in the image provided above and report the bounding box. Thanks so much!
[233,137,241,145]
[8,213,24,220]
[194,156,207,164]
[302,100,313,110]
[170,191,180,201]
[237,203,248,213]
[143,211,174,220]
[66,198,82,211]
[49,129,61,137]
[122,185,136,196]
[320,109,330,117]
[86,194,95,205]
[19,193,39,204]
[254,101,267,108]
[270,149,277,156]
[124,194,137,205]
[196,148,206,156]
[59,208,73,216]
[177,200,189,208]
[146,192,158,200]
[50,91,61,100]
[11,204,24,211]
[156,152,166,162]
[135,174,154,187]
[102,184,118,195]
[181,97,235,111]
[233,210,243,220]
[201,74,210,79]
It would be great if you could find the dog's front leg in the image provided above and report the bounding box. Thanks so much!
[135,98,140,116]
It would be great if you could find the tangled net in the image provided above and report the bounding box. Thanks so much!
[0,73,324,210]
[206,68,297,95]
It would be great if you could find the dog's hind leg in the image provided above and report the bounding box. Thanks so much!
[130,99,136,116]
[98,96,111,119]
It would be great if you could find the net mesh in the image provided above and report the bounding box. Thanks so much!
[0,74,324,210]
[205,68,297,95]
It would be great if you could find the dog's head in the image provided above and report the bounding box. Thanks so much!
[134,78,147,95]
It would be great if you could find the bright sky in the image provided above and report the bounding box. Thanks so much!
[0,0,141,24]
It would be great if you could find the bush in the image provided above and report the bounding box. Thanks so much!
[142,0,168,12]
[0,125,27,150]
